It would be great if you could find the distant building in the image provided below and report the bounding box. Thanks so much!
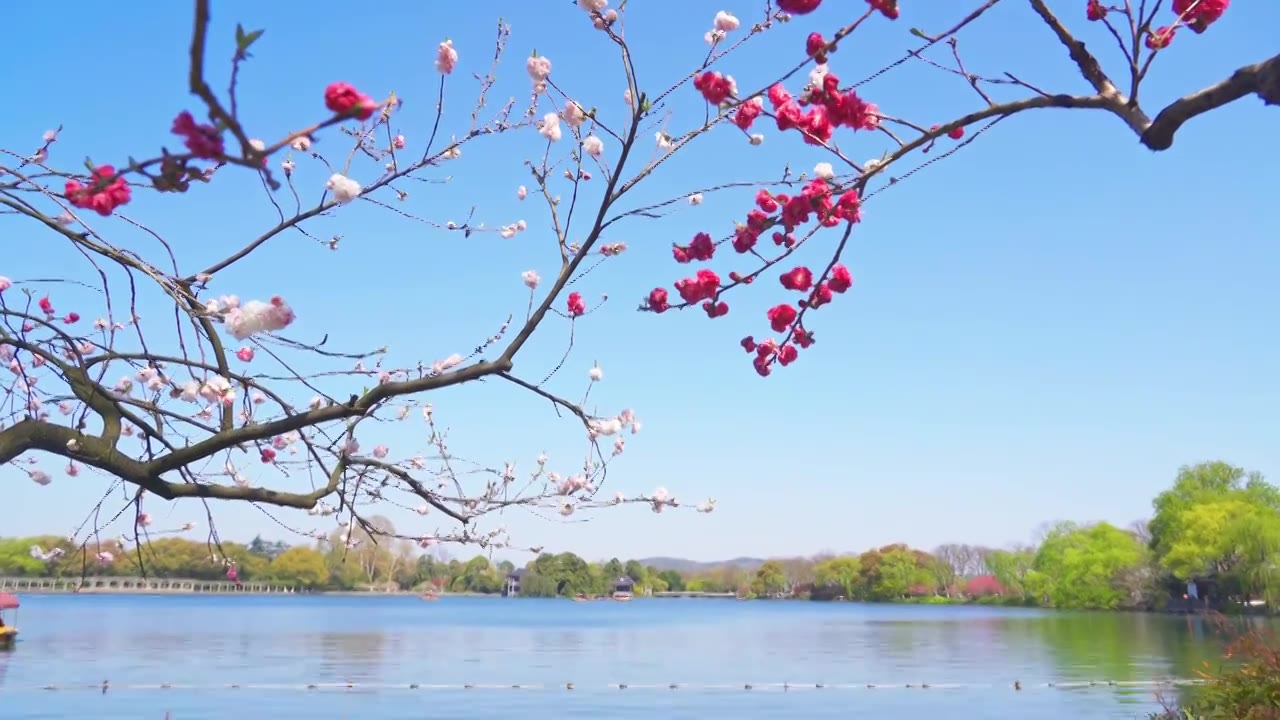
[503,568,527,598]
[612,575,634,599]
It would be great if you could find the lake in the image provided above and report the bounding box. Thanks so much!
[0,595,1248,719]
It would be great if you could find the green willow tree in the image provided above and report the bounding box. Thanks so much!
[1032,522,1146,609]
[1150,461,1280,604]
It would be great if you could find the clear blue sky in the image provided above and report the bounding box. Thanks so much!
[3,1,1277,563]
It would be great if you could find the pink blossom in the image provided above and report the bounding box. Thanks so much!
[225,296,295,340]
[526,55,552,89]
[435,39,458,74]
[563,101,586,128]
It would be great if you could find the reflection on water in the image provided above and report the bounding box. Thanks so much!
[316,632,388,681]
[0,595,1268,719]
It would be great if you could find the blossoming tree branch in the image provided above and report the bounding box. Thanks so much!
[0,0,1272,568]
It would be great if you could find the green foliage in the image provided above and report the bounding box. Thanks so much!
[1152,618,1280,720]
[268,547,328,588]
[751,560,788,597]
[1033,522,1145,609]
[1150,461,1280,604]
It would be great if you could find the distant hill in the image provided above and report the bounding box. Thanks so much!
[635,556,767,573]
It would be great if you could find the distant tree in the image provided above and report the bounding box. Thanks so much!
[964,575,1005,598]
[658,569,686,592]
[1033,522,1145,609]
[268,547,328,588]
[812,556,861,601]
[752,560,788,597]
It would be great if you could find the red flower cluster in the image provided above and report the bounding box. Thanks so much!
[1085,0,1107,21]
[1146,25,1176,49]
[674,269,721,305]
[693,72,736,105]
[324,82,377,120]
[171,111,224,159]
[1172,0,1229,33]
[673,232,716,263]
[767,70,877,146]
[65,166,131,217]
[732,99,762,130]
[867,0,900,21]
[806,33,829,63]
[777,0,822,14]
[645,177,860,374]
[566,292,586,317]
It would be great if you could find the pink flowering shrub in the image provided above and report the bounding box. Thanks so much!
[964,575,1005,598]
[0,0,1274,569]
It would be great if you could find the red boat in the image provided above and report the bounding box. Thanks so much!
[0,593,19,650]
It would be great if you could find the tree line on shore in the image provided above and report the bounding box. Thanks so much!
[3,461,1277,611]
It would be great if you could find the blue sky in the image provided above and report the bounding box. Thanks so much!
[2,1,1277,563]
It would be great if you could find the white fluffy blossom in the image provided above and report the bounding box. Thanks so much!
[224,297,296,340]
[326,173,361,204]
[539,113,562,142]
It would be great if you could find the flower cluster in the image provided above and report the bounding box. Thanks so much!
[645,176,860,375]
[776,0,898,20]
[171,111,224,159]
[210,295,297,341]
[1173,0,1229,32]
[1091,0,1230,48]
[64,166,131,216]
[324,82,377,120]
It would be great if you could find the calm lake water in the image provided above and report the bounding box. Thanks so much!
[0,594,1254,719]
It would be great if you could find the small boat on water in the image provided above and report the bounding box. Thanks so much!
[0,593,19,650]
[420,591,440,601]
[572,593,589,602]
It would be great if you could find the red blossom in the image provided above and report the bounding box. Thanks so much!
[674,269,721,304]
[777,0,823,14]
[766,303,798,333]
[65,165,131,217]
[647,288,670,313]
[867,0,900,20]
[170,111,224,159]
[693,72,735,105]
[779,267,814,292]
[1173,0,1229,32]
[1086,0,1107,21]
[806,32,829,63]
[1146,25,1176,49]
[324,82,377,120]
[829,264,854,293]
[566,292,586,316]
[732,100,763,130]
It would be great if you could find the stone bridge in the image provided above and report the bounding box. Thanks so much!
[0,576,301,594]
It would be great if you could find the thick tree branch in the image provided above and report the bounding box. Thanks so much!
[1026,0,1278,151]
[1141,52,1280,150]
[1025,0,1151,135]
